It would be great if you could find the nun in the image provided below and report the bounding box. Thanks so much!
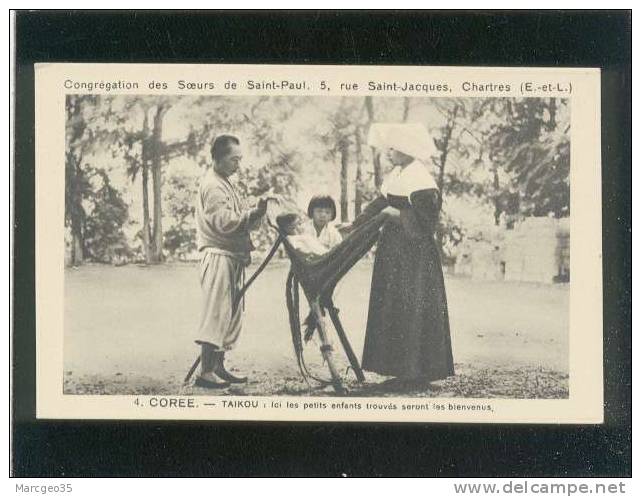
[352,123,454,382]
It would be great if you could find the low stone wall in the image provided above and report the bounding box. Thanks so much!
[454,217,569,284]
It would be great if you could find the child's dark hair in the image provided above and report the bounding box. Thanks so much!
[307,195,337,221]
[276,213,299,232]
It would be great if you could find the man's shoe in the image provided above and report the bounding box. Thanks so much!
[216,367,248,384]
[194,374,229,389]
[216,353,248,384]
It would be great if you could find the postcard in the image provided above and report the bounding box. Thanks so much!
[34,63,602,423]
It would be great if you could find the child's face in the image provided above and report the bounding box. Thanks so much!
[285,216,302,236]
[312,207,333,226]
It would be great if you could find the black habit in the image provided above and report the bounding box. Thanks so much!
[354,184,455,380]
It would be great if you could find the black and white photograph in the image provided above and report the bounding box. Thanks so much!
[62,92,571,400]
[13,10,630,480]
[25,61,603,424]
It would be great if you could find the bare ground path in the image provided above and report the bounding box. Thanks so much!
[63,262,569,398]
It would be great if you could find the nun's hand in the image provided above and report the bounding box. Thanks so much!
[382,206,401,220]
[335,222,353,235]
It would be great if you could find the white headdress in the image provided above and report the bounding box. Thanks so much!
[367,122,437,162]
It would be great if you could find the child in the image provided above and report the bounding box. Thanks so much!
[300,195,343,251]
[277,213,329,259]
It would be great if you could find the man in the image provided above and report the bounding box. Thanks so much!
[194,134,268,388]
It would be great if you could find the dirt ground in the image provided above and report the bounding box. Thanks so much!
[63,261,569,399]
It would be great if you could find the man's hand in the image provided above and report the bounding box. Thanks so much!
[256,194,281,215]
[256,197,269,214]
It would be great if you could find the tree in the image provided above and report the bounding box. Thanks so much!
[115,97,200,263]
[486,98,570,218]
[65,95,127,265]
[353,127,365,216]
[429,97,570,232]
[163,173,198,258]
[317,97,369,221]
[65,94,570,268]
[185,95,305,252]
[432,99,469,196]
[429,98,476,249]
[364,96,383,190]
[65,95,100,265]
[83,169,129,263]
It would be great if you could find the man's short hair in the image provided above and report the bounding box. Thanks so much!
[211,134,240,162]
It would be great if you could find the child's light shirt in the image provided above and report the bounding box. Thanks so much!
[287,234,329,256]
[299,220,343,250]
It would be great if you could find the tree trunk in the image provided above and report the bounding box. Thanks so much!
[492,167,501,226]
[70,232,83,264]
[354,128,363,216]
[71,234,83,265]
[66,97,88,266]
[68,161,84,266]
[354,173,362,215]
[138,111,153,263]
[364,96,375,121]
[149,105,168,263]
[372,153,383,190]
[402,97,411,122]
[364,96,383,190]
[151,161,163,263]
[547,98,557,131]
[435,104,459,250]
[141,163,152,263]
[437,105,459,194]
[339,139,349,222]
[69,159,85,266]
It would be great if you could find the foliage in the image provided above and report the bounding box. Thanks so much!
[66,95,133,265]
[83,169,130,263]
[162,173,198,258]
[436,212,466,262]
[427,97,570,233]
[64,95,570,263]
[486,99,570,217]
[195,96,305,252]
